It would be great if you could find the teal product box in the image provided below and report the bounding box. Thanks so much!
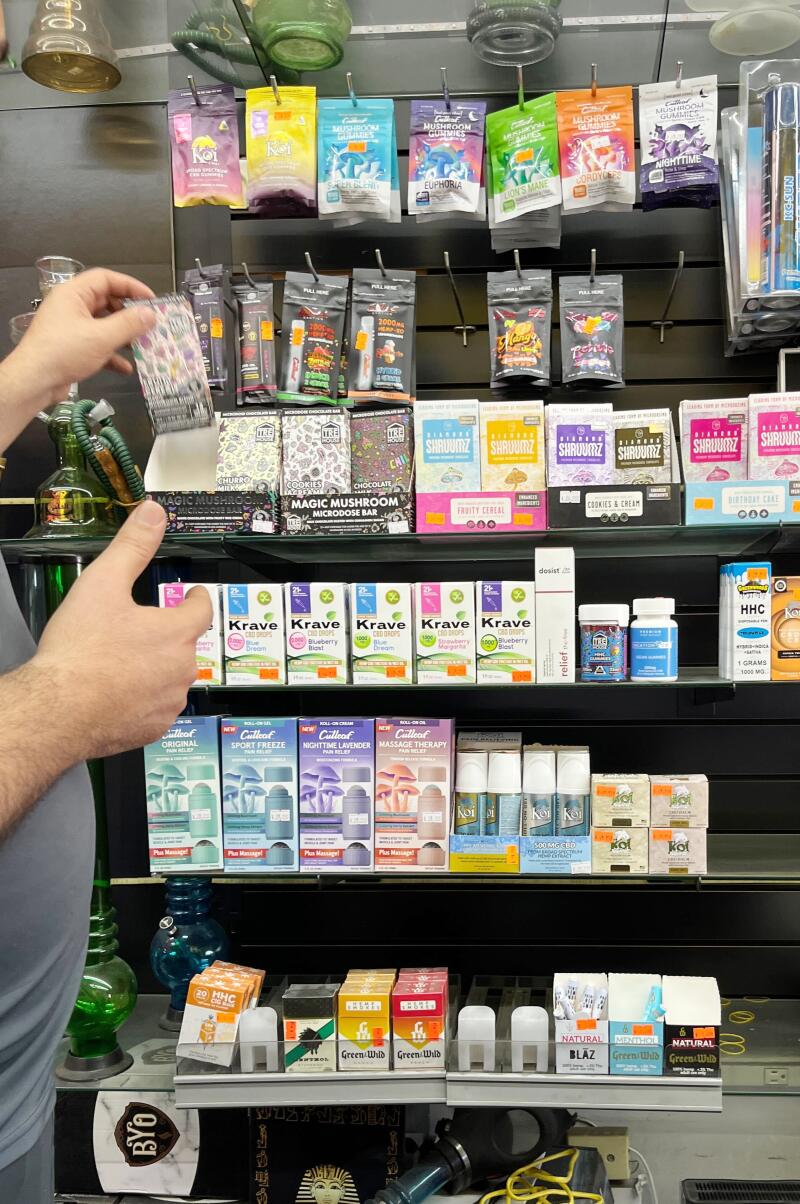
[144,716,222,872]
[609,1022,664,1076]
[520,835,591,874]
[220,718,298,871]
[413,398,481,493]
[685,479,800,525]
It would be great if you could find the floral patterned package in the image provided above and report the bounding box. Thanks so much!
[126,294,214,434]
[556,86,635,213]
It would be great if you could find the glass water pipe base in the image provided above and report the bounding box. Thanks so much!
[56,1044,133,1083]
[160,1004,184,1032]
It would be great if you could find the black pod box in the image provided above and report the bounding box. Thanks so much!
[664,1023,720,1077]
[547,483,681,528]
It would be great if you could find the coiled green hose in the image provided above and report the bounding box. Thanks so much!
[70,399,145,505]
[171,7,299,88]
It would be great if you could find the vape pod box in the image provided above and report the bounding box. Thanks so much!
[748,393,800,480]
[772,575,800,680]
[520,836,591,874]
[223,583,286,685]
[216,409,282,493]
[535,547,576,682]
[158,582,223,686]
[144,716,222,872]
[476,580,536,684]
[338,973,395,1070]
[554,972,609,1075]
[649,827,707,875]
[283,983,340,1073]
[414,582,477,684]
[220,718,298,871]
[608,973,664,1077]
[350,582,414,684]
[280,409,351,496]
[479,398,546,492]
[546,403,614,486]
[679,398,748,482]
[719,562,771,682]
[591,828,649,874]
[375,718,454,871]
[392,971,448,1069]
[298,719,374,871]
[662,975,721,1078]
[413,398,481,493]
[649,775,709,827]
[284,582,349,685]
[591,774,650,827]
[613,408,673,485]
[351,408,414,493]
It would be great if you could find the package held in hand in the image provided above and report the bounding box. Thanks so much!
[127,294,215,435]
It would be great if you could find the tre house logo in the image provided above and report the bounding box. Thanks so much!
[114,1101,180,1167]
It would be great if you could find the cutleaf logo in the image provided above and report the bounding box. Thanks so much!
[114,1102,179,1166]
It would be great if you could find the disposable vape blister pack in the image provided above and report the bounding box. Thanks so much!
[232,280,276,403]
[639,76,719,209]
[279,271,349,403]
[409,99,487,222]
[318,98,396,225]
[347,268,417,403]
[487,269,552,388]
[559,274,625,387]
[179,264,229,389]
[127,294,214,434]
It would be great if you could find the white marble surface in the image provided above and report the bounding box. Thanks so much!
[56,995,178,1093]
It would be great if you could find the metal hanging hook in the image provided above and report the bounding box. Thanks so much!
[443,251,476,348]
[590,63,598,98]
[241,262,258,289]
[513,249,523,280]
[187,74,202,105]
[194,257,209,279]
[676,60,684,89]
[375,248,388,277]
[346,71,358,107]
[650,251,685,343]
[441,66,451,112]
[589,248,597,284]
[517,64,526,111]
[304,251,320,282]
[269,74,282,106]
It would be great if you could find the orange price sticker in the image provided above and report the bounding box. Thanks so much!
[386,665,406,678]
[694,1026,716,1039]
[593,830,614,843]
[748,567,768,580]
[259,667,279,680]
[515,148,534,163]
[506,845,520,867]
[292,326,304,346]
[512,513,533,526]
[447,664,467,677]
[512,670,532,682]
[210,317,224,339]
[633,1024,653,1036]
[285,1020,297,1040]
[577,1018,597,1031]
[274,111,293,121]
[425,511,446,526]
[355,329,369,351]
[317,666,338,679]
[429,1020,443,1039]
[652,829,672,841]
[596,785,616,798]
[197,668,213,680]
[347,141,368,153]
[694,497,714,511]
[260,321,274,341]
[653,784,673,797]
[373,1027,385,1047]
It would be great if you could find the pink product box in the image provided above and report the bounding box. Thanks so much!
[679,399,748,483]
[415,491,547,534]
[748,394,800,480]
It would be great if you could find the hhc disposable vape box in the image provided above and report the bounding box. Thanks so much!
[177,963,263,1068]
[591,774,651,827]
[220,718,298,871]
[553,972,609,1075]
[350,582,414,684]
[284,582,350,684]
[649,774,709,827]
[591,827,649,874]
[375,718,454,871]
[144,716,222,872]
[772,575,800,681]
[413,398,481,493]
[608,973,664,1077]
[479,398,546,491]
[298,718,374,871]
[414,582,477,684]
[476,580,536,684]
[283,983,339,1073]
[649,827,708,874]
[158,582,223,686]
[223,583,286,685]
[535,547,576,682]
[719,562,771,681]
[663,975,721,1078]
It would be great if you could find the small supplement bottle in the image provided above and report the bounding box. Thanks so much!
[578,604,629,681]
[630,597,678,682]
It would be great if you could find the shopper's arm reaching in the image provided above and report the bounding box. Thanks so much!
[0,268,156,456]
[0,501,212,839]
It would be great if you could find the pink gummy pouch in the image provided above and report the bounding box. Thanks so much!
[168,83,245,209]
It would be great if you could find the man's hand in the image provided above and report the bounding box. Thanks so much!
[34,499,212,759]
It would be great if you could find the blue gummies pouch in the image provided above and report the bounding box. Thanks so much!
[317,98,395,223]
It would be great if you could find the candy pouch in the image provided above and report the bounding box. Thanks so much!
[556,87,635,213]
[559,274,625,387]
[347,268,417,403]
[639,76,719,209]
[179,265,228,389]
[126,294,214,434]
[168,83,245,209]
[246,86,317,217]
[318,97,395,223]
[409,99,486,218]
[488,269,552,387]
[487,93,561,225]
[279,271,349,402]
[233,280,276,402]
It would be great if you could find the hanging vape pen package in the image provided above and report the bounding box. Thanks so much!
[318,98,396,224]
[168,82,245,209]
[232,280,276,402]
[559,275,625,387]
[486,93,562,225]
[487,269,552,387]
[408,99,487,220]
[179,265,229,390]
[127,294,215,435]
[279,271,349,403]
[639,76,719,210]
[762,75,800,293]
[246,85,317,217]
[556,86,636,213]
[347,268,417,403]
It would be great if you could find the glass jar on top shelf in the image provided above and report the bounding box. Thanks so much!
[466,0,563,66]
[253,0,353,71]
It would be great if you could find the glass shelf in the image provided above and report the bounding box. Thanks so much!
[3,523,799,565]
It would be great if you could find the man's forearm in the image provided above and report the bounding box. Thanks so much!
[0,658,80,838]
[0,350,56,457]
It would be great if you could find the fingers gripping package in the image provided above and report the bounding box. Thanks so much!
[127,294,214,434]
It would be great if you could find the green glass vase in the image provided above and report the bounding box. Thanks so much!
[253,0,353,71]
[26,402,117,540]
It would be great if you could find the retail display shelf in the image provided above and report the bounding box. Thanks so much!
[174,1067,447,1109]
[2,521,799,564]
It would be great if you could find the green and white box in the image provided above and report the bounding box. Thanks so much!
[284,582,350,685]
[414,581,476,684]
[159,582,223,686]
[223,583,286,685]
[477,580,536,683]
[350,582,414,684]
